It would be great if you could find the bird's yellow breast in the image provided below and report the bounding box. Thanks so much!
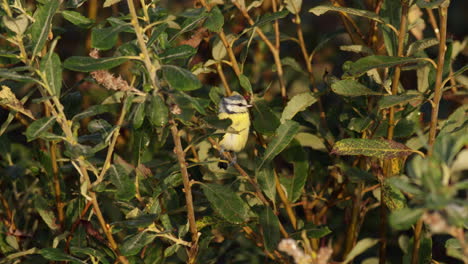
[218,112,250,152]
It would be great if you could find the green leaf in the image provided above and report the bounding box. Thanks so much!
[72,104,117,121]
[290,224,332,239]
[309,5,384,23]
[2,14,29,35]
[343,238,379,264]
[146,95,168,127]
[159,45,196,62]
[253,10,289,28]
[30,1,60,57]
[25,116,57,142]
[107,164,136,201]
[280,92,317,123]
[39,248,85,264]
[331,79,382,97]
[132,102,145,129]
[34,196,60,231]
[256,165,276,203]
[162,65,202,91]
[91,24,130,50]
[202,183,250,224]
[281,140,309,202]
[378,93,423,109]
[40,52,62,97]
[0,69,38,83]
[63,56,128,72]
[112,214,158,229]
[69,247,109,264]
[257,120,300,171]
[285,0,302,14]
[121,231,157,256]
[382,181,407,211]
[238,74,252,94]
[252,100,280,135]
[104,0,122,8]
[446,238,465,261]
[87,119,113,135]
[389,208,424,230]
[344,55,423,77]
[259,207,280,252]
[407,38,439,56]
[331,138,415,159]
[62,10,94,28]
[204,6,224,32]
[416,0,449,8]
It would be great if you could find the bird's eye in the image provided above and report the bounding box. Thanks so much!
[237,103,243,106]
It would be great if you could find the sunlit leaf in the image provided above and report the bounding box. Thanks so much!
[332,138,416,159]
[62,10,94,28]
[343,238,379,264]
[331,79,382,97]
[280,92,317,123]
[310,5,383,23]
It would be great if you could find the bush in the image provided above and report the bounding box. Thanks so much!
[0,0,466,263]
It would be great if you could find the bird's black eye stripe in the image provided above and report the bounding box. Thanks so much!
[238,103,243,106]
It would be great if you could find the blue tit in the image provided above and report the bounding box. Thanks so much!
[217,92,252,169]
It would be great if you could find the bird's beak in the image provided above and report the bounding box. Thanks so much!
[246,104,253,108]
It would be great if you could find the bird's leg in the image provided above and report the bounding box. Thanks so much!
[217,147,229,169]
[229,152,237,166]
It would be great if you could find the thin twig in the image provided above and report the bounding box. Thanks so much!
[170,120,199,263]
[427,5,448,155]
[93,94,128,187]
[127,0,160,90]
[232,1,287,102]
[275,170,297,230]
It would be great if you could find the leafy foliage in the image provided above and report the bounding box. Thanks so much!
[0,1,466,264]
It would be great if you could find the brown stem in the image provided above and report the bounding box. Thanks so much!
[387,2,409,140]
[50,141,64,229]
[199,0,242,77]
[426,8,440,40]
[295,17,331,146]
[217,63,232,96]
[77,159,129,264]
[232,1,287,102]
[330,0,366,45]
[344,182,364,257]
[274,170,297,230]
[411,218,424,264]
[170,121,198,262]
[428,6,448,155]
[271,0,280,50]
[127,0,160,90]
[381,3,410,263]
